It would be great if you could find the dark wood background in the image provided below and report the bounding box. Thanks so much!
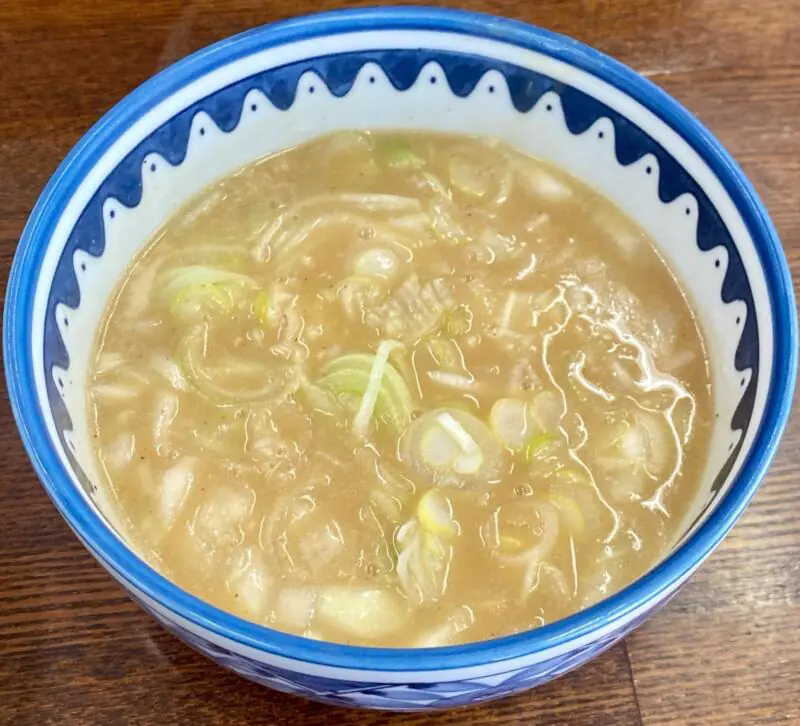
[1,1,798,724]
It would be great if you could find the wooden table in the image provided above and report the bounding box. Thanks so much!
[1,1,798,724]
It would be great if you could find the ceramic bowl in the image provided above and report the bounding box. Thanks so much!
[4,7,796,711]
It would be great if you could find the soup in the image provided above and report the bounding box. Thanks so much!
[89,131,712,647]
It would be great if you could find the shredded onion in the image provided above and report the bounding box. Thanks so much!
[253,194,420,262]
[153,393,179,454]
[150,355,190,391]
[316,587,409,638]
[396,520,452,606]
[489,500,560,565]
[101,433,136,471]
[179,325,298,404]
[91,382,142,402]
[160,457,196,529]
[415,605,474,647]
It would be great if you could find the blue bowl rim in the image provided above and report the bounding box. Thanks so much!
[4,6,797,674]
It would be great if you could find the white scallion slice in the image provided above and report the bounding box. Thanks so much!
[402,408,504,489]
[419,424,460,468]
[435,412,480,455]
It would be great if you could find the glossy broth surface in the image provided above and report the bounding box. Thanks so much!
[89,131,712,647]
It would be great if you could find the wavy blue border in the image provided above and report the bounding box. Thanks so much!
[4,7,797,674]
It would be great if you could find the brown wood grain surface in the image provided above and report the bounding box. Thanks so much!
[0,1,798,724]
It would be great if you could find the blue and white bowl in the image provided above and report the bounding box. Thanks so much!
[4,8,797,711]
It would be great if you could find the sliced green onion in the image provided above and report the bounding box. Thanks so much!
[417,489,459,539]
[452,451,484,475]
[255,283,296,328]
[435,412,485,473]
[171,283,231,320]
[298,377,341,416]
[395,520,452,606]
[352,340,405,439]
[318,345,414,433]
[402,408,502,486]
[376,137,426,169]
[420,423,460,468]
[158,265,258,320]
[436,411,480,455]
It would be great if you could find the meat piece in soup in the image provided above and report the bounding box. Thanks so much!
[89,130,712,647]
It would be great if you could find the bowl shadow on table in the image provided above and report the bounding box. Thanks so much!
[136,615,640,725]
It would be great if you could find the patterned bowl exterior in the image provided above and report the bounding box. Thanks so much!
[142,593,656,710]
[4,8,797,711]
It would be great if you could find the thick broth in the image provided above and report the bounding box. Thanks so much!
[89,131,712,647]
